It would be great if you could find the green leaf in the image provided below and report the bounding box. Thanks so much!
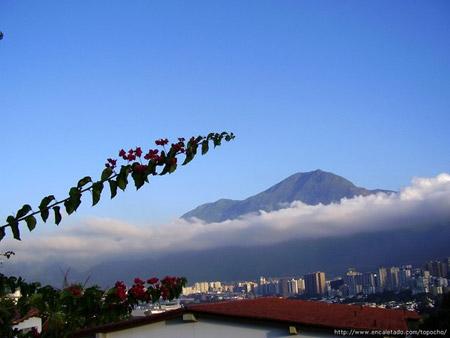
[117,166,129,191]
[64,199,75,215]
[68,187,80,197]
[201,141,209,155]
[92,181,104,206]
[213,136,221,147]
[77,176,92,188]
[131,171,146,190]
[145,162,157,176]
[39,195,55,222]
[109,180,118,199]
[158,151,167,165]
[159,162,170,176]
[182,149,194,166]
[53,206,62,225]
[40,209,49,223]
[169,163,177,174]
[25,215,37,232]
[64,188,82,215]
[101,167,113,181]
[10,221,20,240]
[16,204,32,219]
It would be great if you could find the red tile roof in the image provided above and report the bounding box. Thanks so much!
[187,297,420,331]
[12,307,40,325]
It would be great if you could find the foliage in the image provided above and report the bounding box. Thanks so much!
[0,272,186,337]
[0,132,235,242]
[419,293,450,331]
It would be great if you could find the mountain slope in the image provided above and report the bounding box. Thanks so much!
[9,223,447,287]
[182,169,393,223]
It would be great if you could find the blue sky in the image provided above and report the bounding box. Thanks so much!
[1,0,449,232]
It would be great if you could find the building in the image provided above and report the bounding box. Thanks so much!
[11,308,42,335]
[362,272,377,295]
[73,298,420,338]
[386,267,400,291]
[344,268,363,296]
[278,278,290,297]
[377,267,387,291]
[304,272,326,297]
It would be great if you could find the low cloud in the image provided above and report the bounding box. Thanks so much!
[4,173,450,267]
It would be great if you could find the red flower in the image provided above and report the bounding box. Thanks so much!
[129,284,146,300]
[134,164,147,173]
[65,284,83,297]
[134,277,144,284]
[108,158,117,166]
[155,138,169,146]
[171,142,185,153]
[144,149,159,161]
[119,149,126,157]
[114,281,127,301]
[127,153,136,161]
[105,158,117,170]
[147,277,159,284]
[135,147,143,157]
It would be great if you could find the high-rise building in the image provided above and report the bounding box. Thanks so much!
[304,272,326,296]
[296,278,305,294]
[399,267,412,289]
[386,267,400,291]
[287,279,298,295]
[345,269,363,296]
[362,272,377,295]
[278,278,290,297]
[377,267,387,291]
[425,260,448,278]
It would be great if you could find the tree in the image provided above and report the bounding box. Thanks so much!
[0,132,235,337]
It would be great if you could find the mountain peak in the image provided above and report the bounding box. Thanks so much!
[182,170,393,223]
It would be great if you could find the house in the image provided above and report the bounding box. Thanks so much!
[12,308,42,335]
[72,297,420,338]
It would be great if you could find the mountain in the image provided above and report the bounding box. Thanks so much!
[182,169,393,223]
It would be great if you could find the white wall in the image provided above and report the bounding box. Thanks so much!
[12,316,42,334]
[97,317,333,338]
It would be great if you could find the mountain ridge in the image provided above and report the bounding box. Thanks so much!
[182,169,394,223]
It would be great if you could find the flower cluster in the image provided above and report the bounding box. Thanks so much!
[65,284,83,297]
[110,275,186,305]
[144,149,159,161]
[155,138,169,146]
[129,278,147,301]
[114,281,127,301]
[171,141,185,153]
[105,158,117,170]
[105,137,189,173]
[118,148,139,162]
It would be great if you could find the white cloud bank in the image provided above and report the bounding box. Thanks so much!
[4,173,450,266]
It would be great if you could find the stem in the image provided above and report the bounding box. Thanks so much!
[0,172,120,231]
